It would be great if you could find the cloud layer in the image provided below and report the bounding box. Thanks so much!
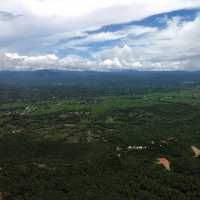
[0,1,200,71]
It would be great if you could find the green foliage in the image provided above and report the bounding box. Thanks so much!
[0,85,200,200]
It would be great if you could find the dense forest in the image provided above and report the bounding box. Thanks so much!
[0,71,200,200]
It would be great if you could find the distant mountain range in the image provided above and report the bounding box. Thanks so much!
[0,70,200,87]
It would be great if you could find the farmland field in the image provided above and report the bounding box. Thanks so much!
[0,71,200,200]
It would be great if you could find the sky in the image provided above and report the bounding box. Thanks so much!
[0,0,200,71]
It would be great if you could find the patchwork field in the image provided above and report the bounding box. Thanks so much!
[1,1,200,199]
[0,85,200,200]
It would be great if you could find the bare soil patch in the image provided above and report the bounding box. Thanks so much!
[156,158,171,171]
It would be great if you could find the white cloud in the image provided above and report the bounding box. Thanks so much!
[92,15,200,70]
[2,0,199,19]
[1,15,200,71]
[0,1,200,71]
[0,0,200,52]
[0,52,97,70]
[1,53,58,70]
[56,26,157,51]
